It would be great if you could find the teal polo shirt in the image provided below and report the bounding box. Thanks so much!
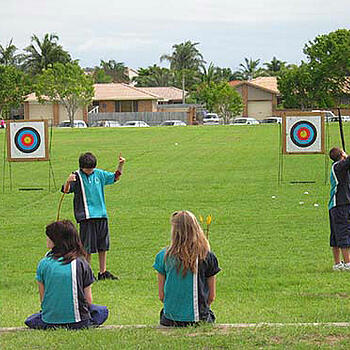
[153,248,220,322]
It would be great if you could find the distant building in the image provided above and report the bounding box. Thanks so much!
[229,77,279,120]
[23,84,187,124]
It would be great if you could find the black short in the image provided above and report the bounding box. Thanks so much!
[329,205,350,248]
[79,218,109,254]
[159,309,215,327]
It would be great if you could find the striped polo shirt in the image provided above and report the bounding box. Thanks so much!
[63,168,117,222]
[329,156,350,210]
[153,248,220,322]
[36,254,94,324]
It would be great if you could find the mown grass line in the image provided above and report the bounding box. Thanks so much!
[1,124,350,348]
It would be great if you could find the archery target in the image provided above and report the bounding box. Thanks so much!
[290,121,317,148]
[284,115,324,154]
[14,127,41,153]
[7,120,49,161]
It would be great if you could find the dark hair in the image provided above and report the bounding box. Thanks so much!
[329,147,343,162]
[79,152,97,169]
[46,220,87,263]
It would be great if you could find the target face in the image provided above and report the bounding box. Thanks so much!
[14,127,41,153]
[290,121,317,148]
[7,120,49,162]
[283,114,324,154]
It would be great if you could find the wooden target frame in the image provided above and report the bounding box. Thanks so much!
[6,120,49,162]
[282,112,325,154]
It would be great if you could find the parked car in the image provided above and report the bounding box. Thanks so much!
[202,113,222,125]
[160,120,186,126]
[122,121,150,127]
[231,117,259,125]
[312,110,338,122]
[58,120,87,128]
[260,117,282,124]
[91,120,121,127]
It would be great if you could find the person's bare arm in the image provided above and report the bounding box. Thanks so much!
[63,173,76,193]
[117,153,125,173]
[37,281,45,303]
[84,285,92,305]
[157,273,165,302]
[207,276,216,305]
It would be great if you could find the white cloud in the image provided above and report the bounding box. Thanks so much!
[1,0,350,68]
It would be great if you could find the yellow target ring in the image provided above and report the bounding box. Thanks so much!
[23,136,32,145]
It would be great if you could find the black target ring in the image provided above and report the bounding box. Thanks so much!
[14,127,41,153]
[290,121,317,148]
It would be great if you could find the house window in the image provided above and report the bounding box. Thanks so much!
[120,101,132,112]
[114,101,138,112]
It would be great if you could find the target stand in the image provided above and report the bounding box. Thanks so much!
[278,112,329,184]
[2,120,57,192]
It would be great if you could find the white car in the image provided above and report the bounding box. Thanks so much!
[260,117,282,124]
[58,120,87,128]
[91,120,121,127]
[160,120,186,126]
[312,110,339,122]
[231,117,259,125]
[203,113,221,125]
[122,121,150,127]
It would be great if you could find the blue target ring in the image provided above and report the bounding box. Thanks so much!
[14,127,41,153]
[290,121,317,148]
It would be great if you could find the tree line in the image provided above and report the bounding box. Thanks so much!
[1,29,350,123]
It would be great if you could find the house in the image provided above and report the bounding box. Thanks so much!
[24,84,161,124]
[92,83,159,113]
[23,84,191,125]
[229,77,279,120]
[24,93,87,125]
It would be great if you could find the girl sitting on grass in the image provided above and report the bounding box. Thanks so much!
[25,220,108,329]
[153,210,221,327]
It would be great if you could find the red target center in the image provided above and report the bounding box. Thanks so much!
[297,127,310,140]
[21,134,34,146]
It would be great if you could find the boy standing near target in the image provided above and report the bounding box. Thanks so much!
[62,152,125,280]
[328,147,350,271]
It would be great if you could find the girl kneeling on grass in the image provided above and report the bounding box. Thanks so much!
[25,220,108,330]
[153,211,221,327]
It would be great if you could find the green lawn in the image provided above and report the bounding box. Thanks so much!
[1,123,350,349]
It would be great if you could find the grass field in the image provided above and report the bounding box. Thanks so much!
[2,123,350,349]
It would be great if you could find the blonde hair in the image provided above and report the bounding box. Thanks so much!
[165,210,210,276]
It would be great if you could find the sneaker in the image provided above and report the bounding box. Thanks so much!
[343,263,350,271]
[333,262,344,271]
[98,270,119,280]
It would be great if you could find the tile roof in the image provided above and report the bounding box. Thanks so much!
[250,77,279,94]
[137,86,185,101]
[25,93,49,102]
[229,77,279,95]
[25,85,186,103]
[93,83,158,101]
[228,80,242,87]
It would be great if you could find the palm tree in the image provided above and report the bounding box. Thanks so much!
[238,57,263,80]
[263,56,287,76]
[200,63,217,84]
[160,41,205,102]
[22,33,71,75]
[0,39,21,66]
[133,65,174,87]
[100,60,130,83]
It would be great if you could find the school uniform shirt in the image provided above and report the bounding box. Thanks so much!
[329,156,350,210]
[62,169,119,223]
[36,255,94,324]
[153,248,221,322]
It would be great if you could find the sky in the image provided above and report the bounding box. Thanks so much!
[2,0,350,71]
